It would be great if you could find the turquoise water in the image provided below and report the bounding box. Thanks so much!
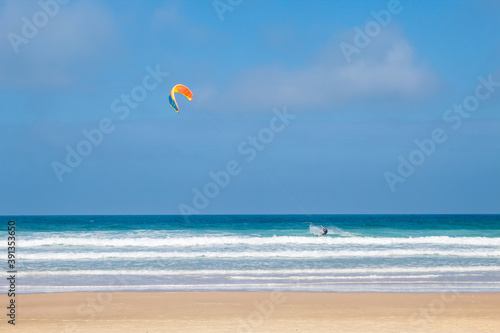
[5,215,500,293]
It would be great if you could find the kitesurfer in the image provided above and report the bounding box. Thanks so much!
[319,225,328,236]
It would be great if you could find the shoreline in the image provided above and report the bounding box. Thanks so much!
[5,291,500,332]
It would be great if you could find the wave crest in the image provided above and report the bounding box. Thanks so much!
[20,235,500,248]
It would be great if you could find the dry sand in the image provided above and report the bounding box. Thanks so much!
[3,292,499,332]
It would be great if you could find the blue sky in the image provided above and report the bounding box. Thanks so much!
[1,0,499,215]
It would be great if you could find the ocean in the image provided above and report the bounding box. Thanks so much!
[6,214,500,293]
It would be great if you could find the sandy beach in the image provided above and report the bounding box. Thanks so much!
[4,292,499,332]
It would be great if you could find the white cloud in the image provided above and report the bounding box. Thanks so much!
[151,1,208,44]
[151,1,184,30]
[0,0,117,88]
[202,29,440,112]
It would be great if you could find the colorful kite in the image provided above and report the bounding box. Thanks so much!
[169,84,193,113]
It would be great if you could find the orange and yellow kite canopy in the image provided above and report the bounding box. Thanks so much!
[169,84,193,113]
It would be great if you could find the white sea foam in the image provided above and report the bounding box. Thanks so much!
[227,274,448,280]
[17,281,500,293]
[19,249,500,260]
[308,225,354,236]
[19,235,500,248]
[17,265,500,277]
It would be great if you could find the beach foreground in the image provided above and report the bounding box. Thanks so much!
[5,292,500,332]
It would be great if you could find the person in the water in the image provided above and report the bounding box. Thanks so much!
[319,225,328,236]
